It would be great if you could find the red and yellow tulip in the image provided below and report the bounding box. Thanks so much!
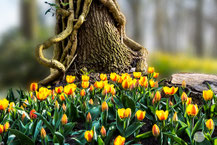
[186,104,198,117]
[84,130,94,142]
[148,67,155,74]
[152,124,160,137]
[101,126,106,137]
[118,108,131,119]
[30,83,38,91]
[206,119,214,131]
[61,114,68,125]
[163,86,178,95]
[135,110,146,121]
[156,110,169,121]
[203,90,213,101]
[0,99,9,111]
[102,101,108,112]
[66,75,75,83]
[114,135,125,145]
[30,109,37,119]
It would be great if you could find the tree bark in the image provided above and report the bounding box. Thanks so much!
[35,0,148,85]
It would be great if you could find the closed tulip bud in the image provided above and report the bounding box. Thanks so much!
[55,100,59,109]
[181,92,188,103]
[186,104,198,117]
[122,80,129,89]
[30,83,38,91]
[206,119,214,131]
[30,109,37,119]
[80,89,86,97]
[169,101,173,106]
[89,85,94,92]
[55,86,63,94]
[152,98,156,105]
[22,113,26,121]
[182,80,186,88]
[89,99,94,105]
[84,130,94,142]
[135,110,146,121]
[0,124,4,134]
[173,112,178,122]
[154,91,161,102]
[101,126,106,137]
[41,127,46,139]
[203,90,213,101]
[152,124,160,137]
[86,112,92,123]
[4,122,10,132]
[62,103,66,112]
[156,110,169,121]
[61,114,68,125]
[114,135,125,145]
[102,101,108,112]
[148,67,155,74]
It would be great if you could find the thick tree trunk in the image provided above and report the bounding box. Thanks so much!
[35,0,148,85]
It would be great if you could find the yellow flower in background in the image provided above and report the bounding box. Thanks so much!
[30,82,38,91]
[0,99,9,111]
[182,80,186,88]
[0,124,4,134]
[156,110,169,121]
[82,75,90,82]
[133,72,142,79]
[114,135,125,145]
[89,99,94,105]
[61,114,68,125]
[100,74,107,81]
[55,86,63,94]
[84,130,94,142]
[110,73,118,82]
[163,86,178,95]
[118,108,131,119]
[186,104,198,117]
[148,67,155,74]
[153,72,159,78]
[206,119,214,131]
[101,126,106,137]
[152,124,160,137]
[41,127,46,139]
[203,90,213,101]
[81,81,90,89]
[135,110,146,121]
[66,75,75,84]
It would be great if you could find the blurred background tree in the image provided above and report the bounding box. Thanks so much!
[0,0,217,91]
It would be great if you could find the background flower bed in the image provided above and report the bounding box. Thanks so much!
[0,68,217,145]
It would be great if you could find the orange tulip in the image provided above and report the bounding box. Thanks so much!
[153,72,159,78]
[156,110,169,121]
[66,75,75,83]
[186,104,198,117]
[22,113,26,121]
[114,135,125,145]
[89,99,94,105]
[61,114,68,125]
[89,85,94,92]
[152,124,160,137]
[30,109,37,119]
[41,127,46,139]
[84,130,94,142]
[80,89,86,97]
[86,112,92,123]
[30,83,38,91]
[135,110,146,121]
[102,101,108,112]
[203,90,213,101]
[101,126,106,137]
[206,119,214,131]
[163,86,178,95]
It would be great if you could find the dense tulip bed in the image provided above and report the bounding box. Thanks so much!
[0,67,217,145]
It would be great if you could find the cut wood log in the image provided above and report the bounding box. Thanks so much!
[165,73,217,105]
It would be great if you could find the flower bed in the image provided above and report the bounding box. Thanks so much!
[0,67,217,145]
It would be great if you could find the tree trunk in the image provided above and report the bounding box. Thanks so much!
[35,0,148,85]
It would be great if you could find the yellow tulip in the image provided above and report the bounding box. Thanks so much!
[4,122,10,132]
[0,99,9,111]
[135,110,146,121]
[156,110,169,121]
[82,75,90,82]
[153,72,159,78]
[0,124,4,134]
[181,92,188,103]
[110,73,118,82]
[152,124,160,137]
[66,75,75,83]
[118,108,131,119]
[203,90,213,101]
[55,86,63,94]
[114,135,125,145]
[81,81,90,89]
[100,74,107,81]
[84,130,94,142]
[163,86,178,95]
[148,67,155,74]
[186,104,198,117]
[206,119,214,131]
[133,72,142,79]
[41,127,46,139]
